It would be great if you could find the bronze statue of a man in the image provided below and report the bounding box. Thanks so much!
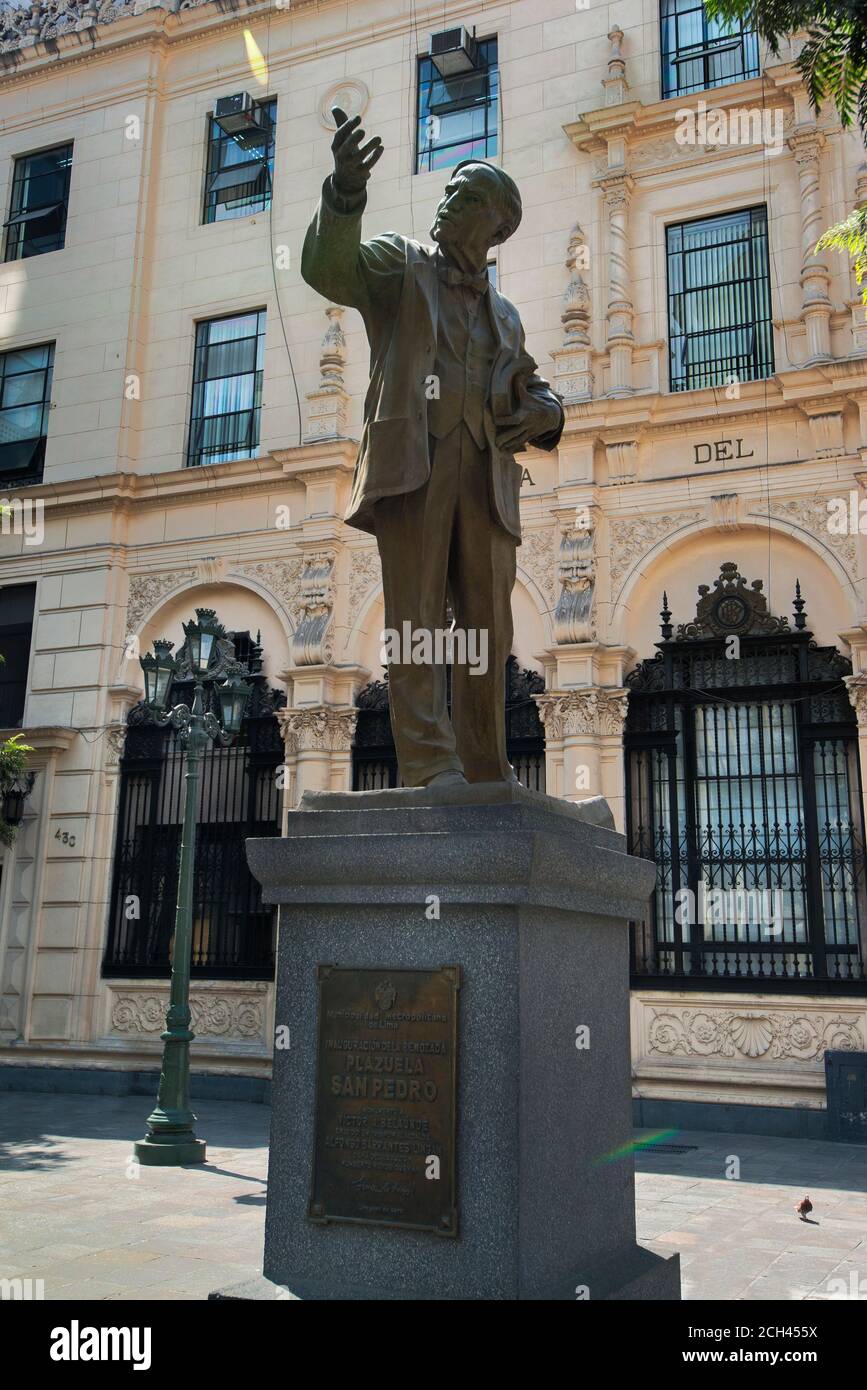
[302,109,564,788]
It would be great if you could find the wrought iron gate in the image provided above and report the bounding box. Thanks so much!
[102,631,284,980]
[626,566,867,991]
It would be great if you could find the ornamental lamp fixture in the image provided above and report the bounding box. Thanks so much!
[140,639,176,711]
[184,608,223,678]
[2,770,36,828]
[217,670,253,736]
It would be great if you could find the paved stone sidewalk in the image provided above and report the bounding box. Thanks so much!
[1,1091,864,1300]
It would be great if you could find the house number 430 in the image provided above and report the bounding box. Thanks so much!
[55,829,77,848]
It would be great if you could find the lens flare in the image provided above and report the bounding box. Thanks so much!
[592,1129,681,1166]
[244,30,268,87]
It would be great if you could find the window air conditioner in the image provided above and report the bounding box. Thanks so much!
[429,26,479,77]
[214,93,272,146]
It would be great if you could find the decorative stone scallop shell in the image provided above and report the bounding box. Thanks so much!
[728,1013,774,1058]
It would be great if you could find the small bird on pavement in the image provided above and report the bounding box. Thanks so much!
[795,1195,813,1221]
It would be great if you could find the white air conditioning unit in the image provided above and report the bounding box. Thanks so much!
[214,93,271,145]
[429,26,478,77]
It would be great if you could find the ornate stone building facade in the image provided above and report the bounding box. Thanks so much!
[0,0,866,1123]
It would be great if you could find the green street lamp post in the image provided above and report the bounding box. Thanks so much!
[133,610,252,1166]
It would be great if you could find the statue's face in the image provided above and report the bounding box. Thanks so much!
[430,167,504,258]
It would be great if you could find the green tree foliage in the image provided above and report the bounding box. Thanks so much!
[705,2,867,306]
[704,1,867,130]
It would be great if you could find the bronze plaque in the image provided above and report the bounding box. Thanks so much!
[309,964,460,1236]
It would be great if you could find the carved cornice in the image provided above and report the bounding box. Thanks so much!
[1,0,140,53]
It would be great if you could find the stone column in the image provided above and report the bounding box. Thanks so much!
[788,130,832,363]
[601,176,634,395]
[277,706,358,810]
[535,687,629,829]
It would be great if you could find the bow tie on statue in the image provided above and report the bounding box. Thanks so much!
[438,265,490,296]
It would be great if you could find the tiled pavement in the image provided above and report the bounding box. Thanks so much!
[1,1091,865,1300]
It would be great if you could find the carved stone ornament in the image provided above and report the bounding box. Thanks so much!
[750,498,856,579]
[648,1007,863,1063]
[104,725,128,766]
[553,522,596,644]
[291,552,336,666]
[676,563,789,639]
[278,705,358,754]
[238,558,306,622]
[534,687,629,739]
[551,226,594,403]
[608,511,704,595]
[519,526,558,605]
[319,79,370,130]
[110,985,267,1041]
[306,305,349,442]
[126,570,195,636]
[710,494,741,533]
[844,674,867,728]
[347,546,382,627]
[0,0,170,51]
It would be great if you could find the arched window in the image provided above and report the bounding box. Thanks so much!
[102,628,284,980]
[625,566,866,989]
[352,656,546,791]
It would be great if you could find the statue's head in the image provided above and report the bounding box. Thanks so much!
[430,161,522,262]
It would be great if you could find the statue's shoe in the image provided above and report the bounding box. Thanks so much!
[423,769,468,788]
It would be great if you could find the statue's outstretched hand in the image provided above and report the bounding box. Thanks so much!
[331,106,384,198]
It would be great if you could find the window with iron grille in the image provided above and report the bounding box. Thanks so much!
[416,37,498,174]
[0,583,35,728]
[186,311,265,468]
[626,566,867,992]
[0,343,54,485]
[667,207,774,393]
[203,98,276,224]
[660,0,759,99]
[102,629,284,980]
[4,144,72,262]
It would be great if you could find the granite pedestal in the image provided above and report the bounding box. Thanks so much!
[212,782,680,1301]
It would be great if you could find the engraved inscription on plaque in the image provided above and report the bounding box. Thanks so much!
[309,965,460,1236]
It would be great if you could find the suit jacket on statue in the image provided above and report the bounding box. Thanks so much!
[301,179,564,540]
